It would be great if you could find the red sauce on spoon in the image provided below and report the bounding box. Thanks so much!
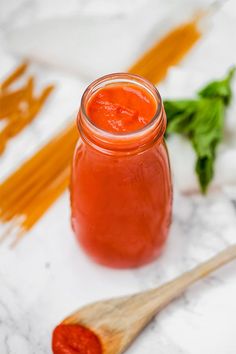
[52,324,102,354]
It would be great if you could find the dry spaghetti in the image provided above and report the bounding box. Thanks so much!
[0,62,54,154]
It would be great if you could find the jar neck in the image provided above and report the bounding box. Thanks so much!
[77,73,166,156]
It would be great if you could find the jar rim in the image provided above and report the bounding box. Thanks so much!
[78,73,166,155]
[79,73,163,139]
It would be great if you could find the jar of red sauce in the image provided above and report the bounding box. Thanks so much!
[71,73,172,268]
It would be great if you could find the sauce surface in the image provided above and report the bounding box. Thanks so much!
[86,84,157,133]
[52,324,102,354]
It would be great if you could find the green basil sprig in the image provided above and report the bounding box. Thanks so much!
[164,67,235,193]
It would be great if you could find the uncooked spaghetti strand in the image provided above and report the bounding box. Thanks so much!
[128,23,187,76]
[0,136,76,220]
[7,84,54,138]
[0,62,28,91]
[0,124,75,211]
[1,165,69,222]
[12,166,71,245]
[0,81,31,119]
[23,165,71,224]
[1,158,70,222]
[0,122,76,199]
[137,25,200,81]
[0,84,54,155]
[129,20,201,81]
[0,126,77,211]
[142,25,201,83]
[128,21,199,74]
[143,33,200,82]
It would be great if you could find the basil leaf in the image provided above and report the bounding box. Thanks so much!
[198,67,235,105]
[191,99,224,193]
[164,100,197,135]
[163,67,235,193]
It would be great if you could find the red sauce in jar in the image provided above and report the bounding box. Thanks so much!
[86,84,157,133]
[71,74,172,268]
[52,324,102,354]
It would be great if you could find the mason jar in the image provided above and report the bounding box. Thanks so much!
[71,73,172,268]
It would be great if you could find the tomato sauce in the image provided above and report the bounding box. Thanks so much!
[86,84,157,133]
[52,324,102,354]
[71,74,172,268]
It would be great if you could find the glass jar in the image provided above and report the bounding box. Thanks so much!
[71,73,172,268]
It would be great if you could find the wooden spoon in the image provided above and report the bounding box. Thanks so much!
[62,244,236,354]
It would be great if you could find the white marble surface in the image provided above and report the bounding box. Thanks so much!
[1,1,236,353]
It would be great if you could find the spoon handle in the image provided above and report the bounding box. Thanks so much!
[145,244,236,310]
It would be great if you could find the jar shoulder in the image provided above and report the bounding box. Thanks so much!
[72,138,171,183]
